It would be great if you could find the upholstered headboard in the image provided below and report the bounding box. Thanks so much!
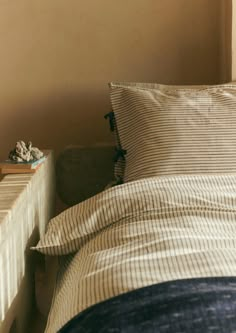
[56,144,115,206]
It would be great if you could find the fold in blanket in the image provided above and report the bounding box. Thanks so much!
[43,175,236,332]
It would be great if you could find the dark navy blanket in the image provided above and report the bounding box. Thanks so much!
[58,277,236,333]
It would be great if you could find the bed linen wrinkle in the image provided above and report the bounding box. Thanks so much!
[41,174,236,332]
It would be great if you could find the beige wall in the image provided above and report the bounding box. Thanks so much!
[232,0,236,80]
[0,0,232,160]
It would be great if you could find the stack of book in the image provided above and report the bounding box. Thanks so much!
[0,156,46,174]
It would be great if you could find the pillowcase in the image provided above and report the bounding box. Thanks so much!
[108,82,211,182]
[104,111,125,182]
[32,188,113,255]
[109,82,236,183]
[107,82,169,182]
[33,175,166,255]
[34,178,152,255]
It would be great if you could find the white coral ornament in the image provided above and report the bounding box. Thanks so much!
[9,141,44,162]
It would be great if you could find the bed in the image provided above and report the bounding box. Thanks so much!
[34,82,236,332]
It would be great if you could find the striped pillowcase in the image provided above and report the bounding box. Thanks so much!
[109,82,236,183]
[107,82,166,181]
[108,82,210,182]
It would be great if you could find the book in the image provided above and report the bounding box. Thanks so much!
[0,156,46,169]
[0,164,42,174]
[0,156,46,174]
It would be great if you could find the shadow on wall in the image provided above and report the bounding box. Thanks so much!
[0,89,113,161]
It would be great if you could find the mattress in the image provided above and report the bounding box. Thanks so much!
[42,174,236,332]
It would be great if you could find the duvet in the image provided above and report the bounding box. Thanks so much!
[42,175,236,332]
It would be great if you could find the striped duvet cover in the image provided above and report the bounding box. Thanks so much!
[45,174,236,332]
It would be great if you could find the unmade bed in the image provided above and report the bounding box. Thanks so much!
[35,82,236,332]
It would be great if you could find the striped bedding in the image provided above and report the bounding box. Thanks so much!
[107,82,210,181]
[43,174,236,333]
[109,83,236,182]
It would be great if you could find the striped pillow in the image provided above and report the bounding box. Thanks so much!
[107,82,174,181]
[109,82,210,182]
[104,111,125,182]
[109,82,236,182]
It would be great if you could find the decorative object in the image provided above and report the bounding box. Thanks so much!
[8,140,44,162]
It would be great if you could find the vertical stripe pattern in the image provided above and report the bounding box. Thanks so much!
[33,174,236,332]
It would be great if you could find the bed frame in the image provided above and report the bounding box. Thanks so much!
[56,144,115,206]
